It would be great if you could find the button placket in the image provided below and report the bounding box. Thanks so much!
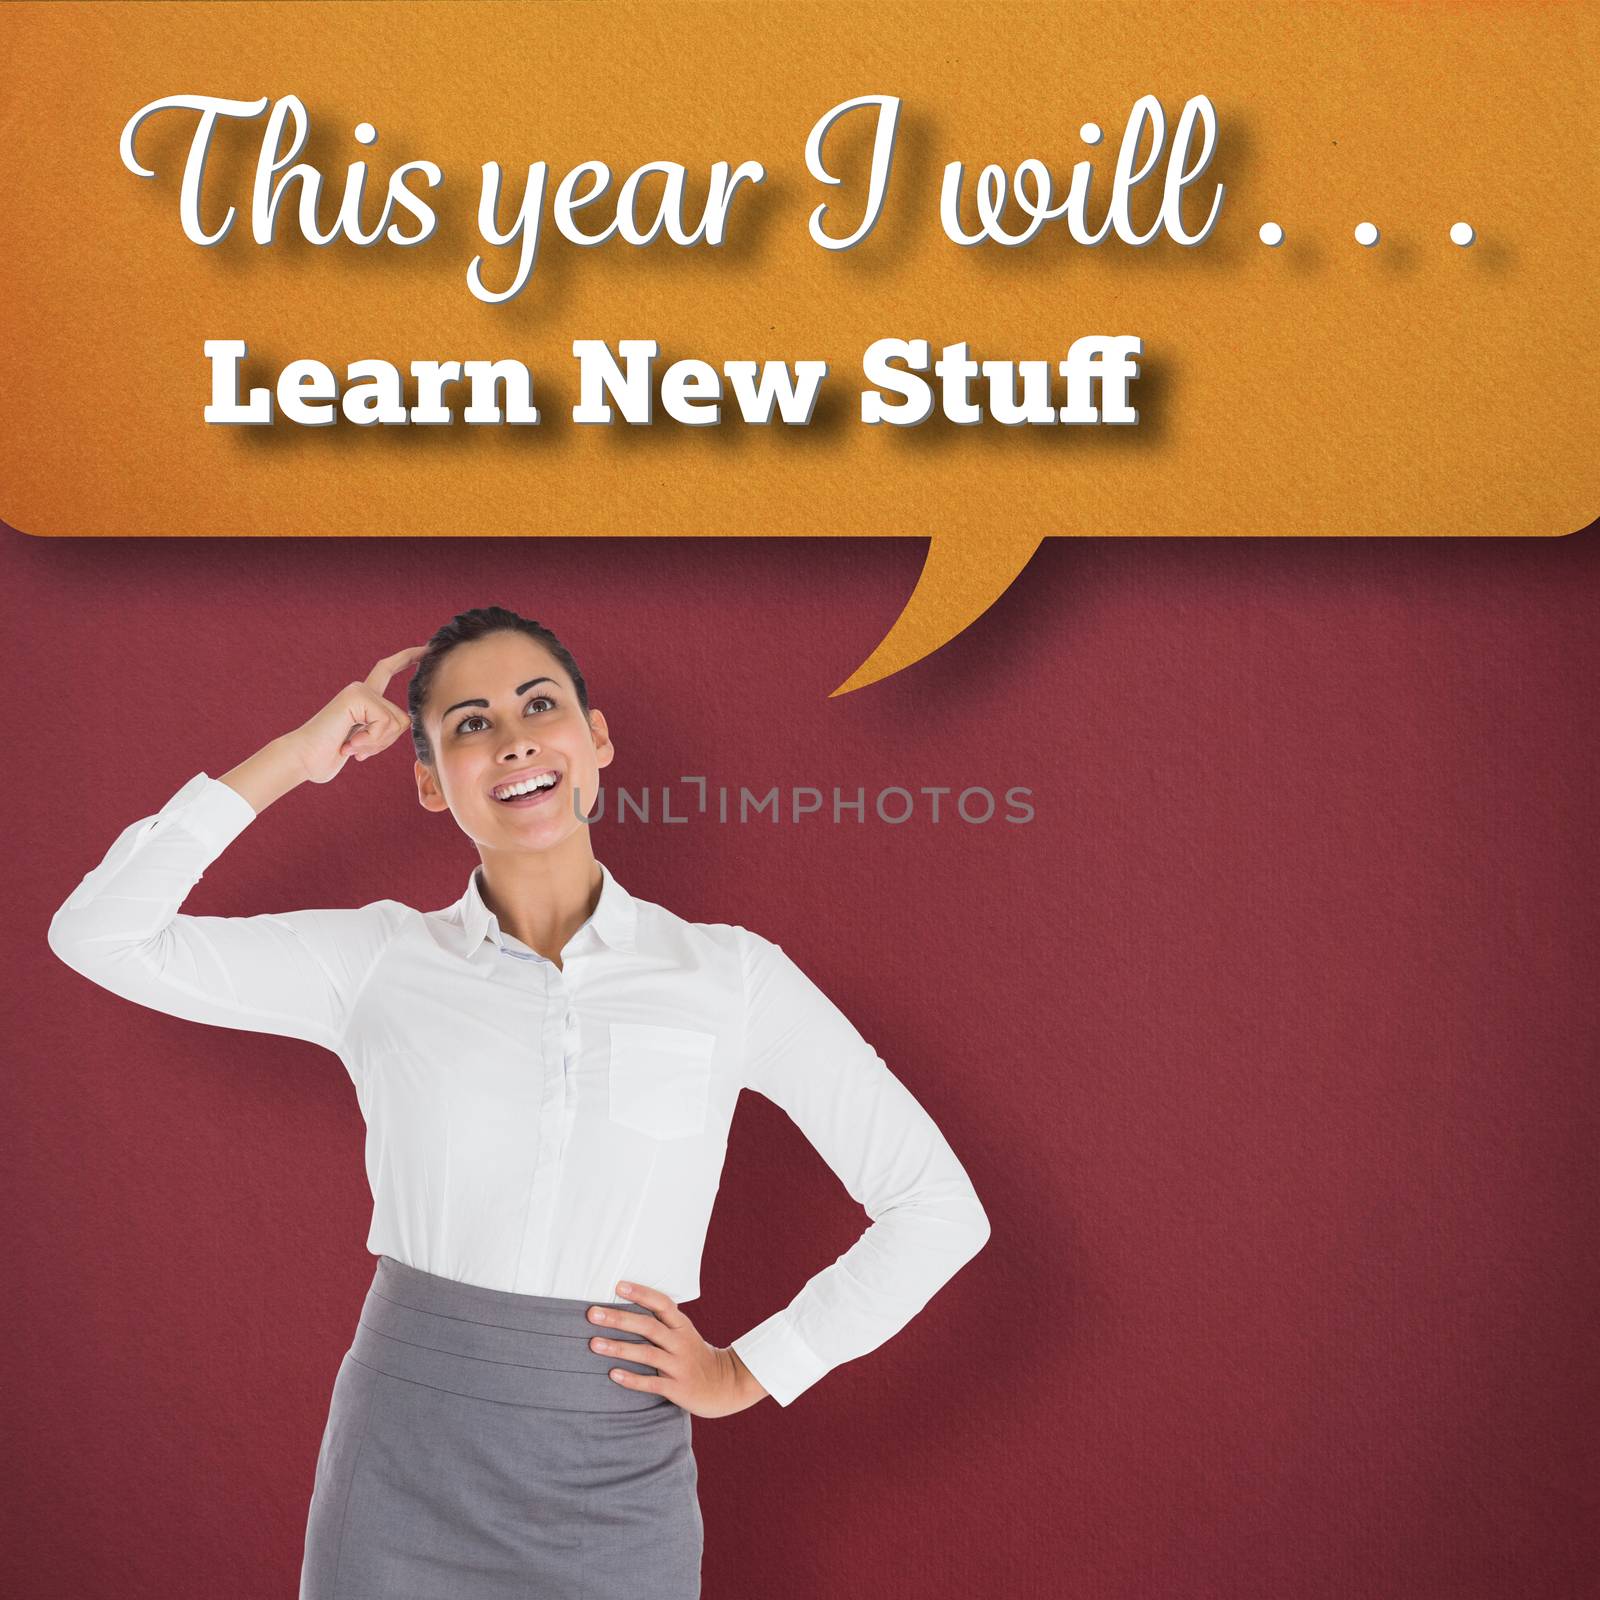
[494,930,593,1290]
[557,965,582,1164]
[488,939,562,1291]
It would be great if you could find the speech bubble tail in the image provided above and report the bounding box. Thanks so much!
[829,533,1044,696]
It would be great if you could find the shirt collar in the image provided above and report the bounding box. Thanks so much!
[445,859,638,961]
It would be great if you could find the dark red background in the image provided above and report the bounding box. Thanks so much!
[5,528,1597,1599]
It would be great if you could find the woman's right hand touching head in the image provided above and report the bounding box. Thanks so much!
[290,645,428,784]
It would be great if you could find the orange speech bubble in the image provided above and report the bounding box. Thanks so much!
[1,1,1595,694]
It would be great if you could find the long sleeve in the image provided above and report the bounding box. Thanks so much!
[46,771,397,1055]
[728,931,991,1407]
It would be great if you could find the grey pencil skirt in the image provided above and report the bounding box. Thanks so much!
[299,1254,703,1599]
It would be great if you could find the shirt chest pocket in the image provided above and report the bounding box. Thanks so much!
[607,1022,717,1140]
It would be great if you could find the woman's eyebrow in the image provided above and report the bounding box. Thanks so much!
[442,677,557,719]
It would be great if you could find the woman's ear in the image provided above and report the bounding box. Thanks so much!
[589,708,615,770]
[415,758,449,813]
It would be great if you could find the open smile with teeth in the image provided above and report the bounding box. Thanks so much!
[492,771,562,803]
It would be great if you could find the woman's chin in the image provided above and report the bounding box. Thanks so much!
[487,807,577,847]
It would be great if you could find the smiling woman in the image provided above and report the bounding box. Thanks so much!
[406,627,612,883]
[44,604,991,1599]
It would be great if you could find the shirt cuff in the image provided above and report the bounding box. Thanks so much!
[152,771,260,856]
[729,1310,830,1408]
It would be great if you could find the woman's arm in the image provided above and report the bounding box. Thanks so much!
[727,931,992,1408]
[216,730,316,815]
[45,648,423,1055]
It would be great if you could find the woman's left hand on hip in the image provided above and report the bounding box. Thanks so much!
[587,1282,768,1417]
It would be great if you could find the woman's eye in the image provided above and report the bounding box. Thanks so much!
[455,696,552,735]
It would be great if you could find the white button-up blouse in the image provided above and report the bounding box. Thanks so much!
[45,771,991,1407]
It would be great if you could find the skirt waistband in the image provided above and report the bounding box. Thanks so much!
[349,1255,670,1414]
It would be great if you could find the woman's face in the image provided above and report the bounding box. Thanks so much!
[413,632,612,853]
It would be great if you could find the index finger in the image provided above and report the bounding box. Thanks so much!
[613,1281,688,1329]
[365,644,428,695]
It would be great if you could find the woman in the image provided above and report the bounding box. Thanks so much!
[46,605,992,1598]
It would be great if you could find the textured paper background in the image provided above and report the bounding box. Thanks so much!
[6,525,1598,1598]
[6,3,1599,1596]
[2,0,1596,538]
